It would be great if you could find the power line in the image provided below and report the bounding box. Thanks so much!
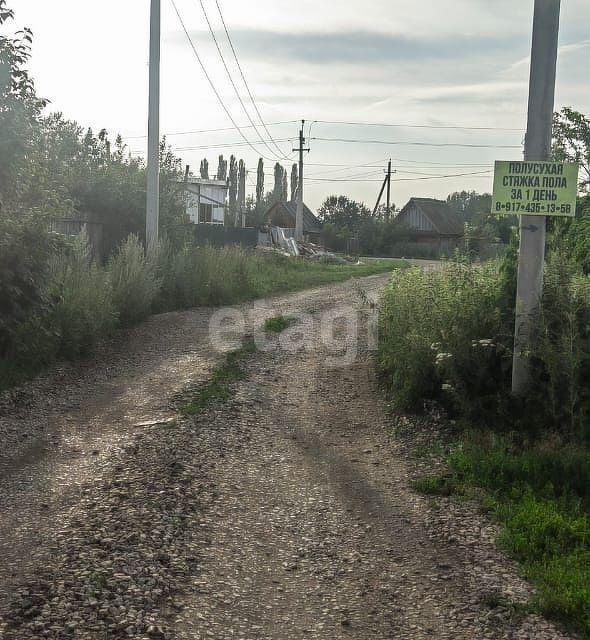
[312,119,523,132]
[214,0,292,160]
[172,137,292,151]
[306,169,493,183]
[311,136,523,150]
[170,0,282,162]
[197,0,290,161]
[123,120,298,140]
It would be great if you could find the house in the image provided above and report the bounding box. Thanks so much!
[264,200,322,242]
[184,178,228,225]
[396,197,464,254]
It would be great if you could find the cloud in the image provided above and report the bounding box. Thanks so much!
[167,28,517,65]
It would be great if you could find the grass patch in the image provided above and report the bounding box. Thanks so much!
[264,315,294,333]
[413,430,590,637]
[180,338,256,416]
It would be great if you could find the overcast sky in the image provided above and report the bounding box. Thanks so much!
[5,0,590,210]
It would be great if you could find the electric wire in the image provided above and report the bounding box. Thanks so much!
[169,0,282,162]
[305,169,493,183]
[311,136,523,150]
[123,120,298,140]
[214,0,293,160]
[197,0,290,161]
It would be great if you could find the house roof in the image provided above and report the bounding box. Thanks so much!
[398,197,464,236]
[184,178,227,189]
[266,200,322,234]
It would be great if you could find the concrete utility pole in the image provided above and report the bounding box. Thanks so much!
[293,120,309,242]
[146,0,161,251]
[512,0,561,395]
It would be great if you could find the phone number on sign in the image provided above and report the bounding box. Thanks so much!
[495,202,572,214]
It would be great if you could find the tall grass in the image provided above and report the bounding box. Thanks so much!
[382,254,590,636]
[378,260,510,416]
[0,238,403,389]
[109,235,161,325]
[49,236,117,358]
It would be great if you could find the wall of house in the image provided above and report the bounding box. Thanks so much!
[399,205,436,232]
[186,185,225,225]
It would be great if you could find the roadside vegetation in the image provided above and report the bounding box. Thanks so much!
[0,2,403,390]
[180,338,257,416]
[378,172,590,634]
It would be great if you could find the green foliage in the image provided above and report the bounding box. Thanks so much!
[49,236,117,358]
[415,431,590,637]
[529,252,590,440]
[0,213,56,358]
[553,107,590,192]
[180,339,256,416]
[264,315,293,333]
[378,261,511,416]
[109,235,161,326]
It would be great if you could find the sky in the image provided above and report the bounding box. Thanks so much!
[4,0,590,212]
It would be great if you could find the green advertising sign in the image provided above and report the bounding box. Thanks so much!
[491,160,579,216]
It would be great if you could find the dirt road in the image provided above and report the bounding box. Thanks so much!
[0,274,574,639]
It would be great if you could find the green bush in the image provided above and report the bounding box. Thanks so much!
[529,252,590,440]
[378,260,510,415]
[0,213,56,358]
[109,234,161,325]
[49,236,117,358]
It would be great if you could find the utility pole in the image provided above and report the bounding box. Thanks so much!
[293,120,309,242]
[512,0,561,394]
[386,159,392,219]
[146,0,161,251]
[373,160,395,217]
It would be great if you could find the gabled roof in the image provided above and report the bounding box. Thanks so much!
[398,197,464,236]
[266,200,322,234]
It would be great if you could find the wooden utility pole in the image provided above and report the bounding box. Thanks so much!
[373,160,395,217]
[293,120,309,242]
[512,0,561,394]
[146,0,161,251]
[386,159,392,219]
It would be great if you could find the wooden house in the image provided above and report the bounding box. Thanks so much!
[264,200,322,242]
[396,197,464,254]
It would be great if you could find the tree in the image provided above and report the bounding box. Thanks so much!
[0,0,47,208]
[317,195,370,229]
[553,107,590,192]
[273,162,284,203]
[216,154,227,181]
[290,164,298,201]
[228,155,238,224]
[256,158,264,208]
[199,158,209,179]
[281,169,288,202]
[238,159,246,214]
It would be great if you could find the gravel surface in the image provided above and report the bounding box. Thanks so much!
[0,273,578,639]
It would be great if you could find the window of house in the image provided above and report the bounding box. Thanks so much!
[199,203,213,224]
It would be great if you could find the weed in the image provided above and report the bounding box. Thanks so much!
[180,338,256,416]
[264,315,294,333]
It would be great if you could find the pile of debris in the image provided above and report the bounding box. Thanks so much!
[259,226,350,264]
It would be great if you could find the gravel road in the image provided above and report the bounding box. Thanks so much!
[0,273,576,639]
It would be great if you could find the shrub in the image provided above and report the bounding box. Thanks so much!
[378,260,510,415]
[49,235,117,358]
[0,213,56,358]
[109,234,161,325]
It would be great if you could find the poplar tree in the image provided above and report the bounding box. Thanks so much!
[256,158,264,208]
[199,158,209,179]
[290,163,298,201]
[216,154,227,181]
[228,155,238,224]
